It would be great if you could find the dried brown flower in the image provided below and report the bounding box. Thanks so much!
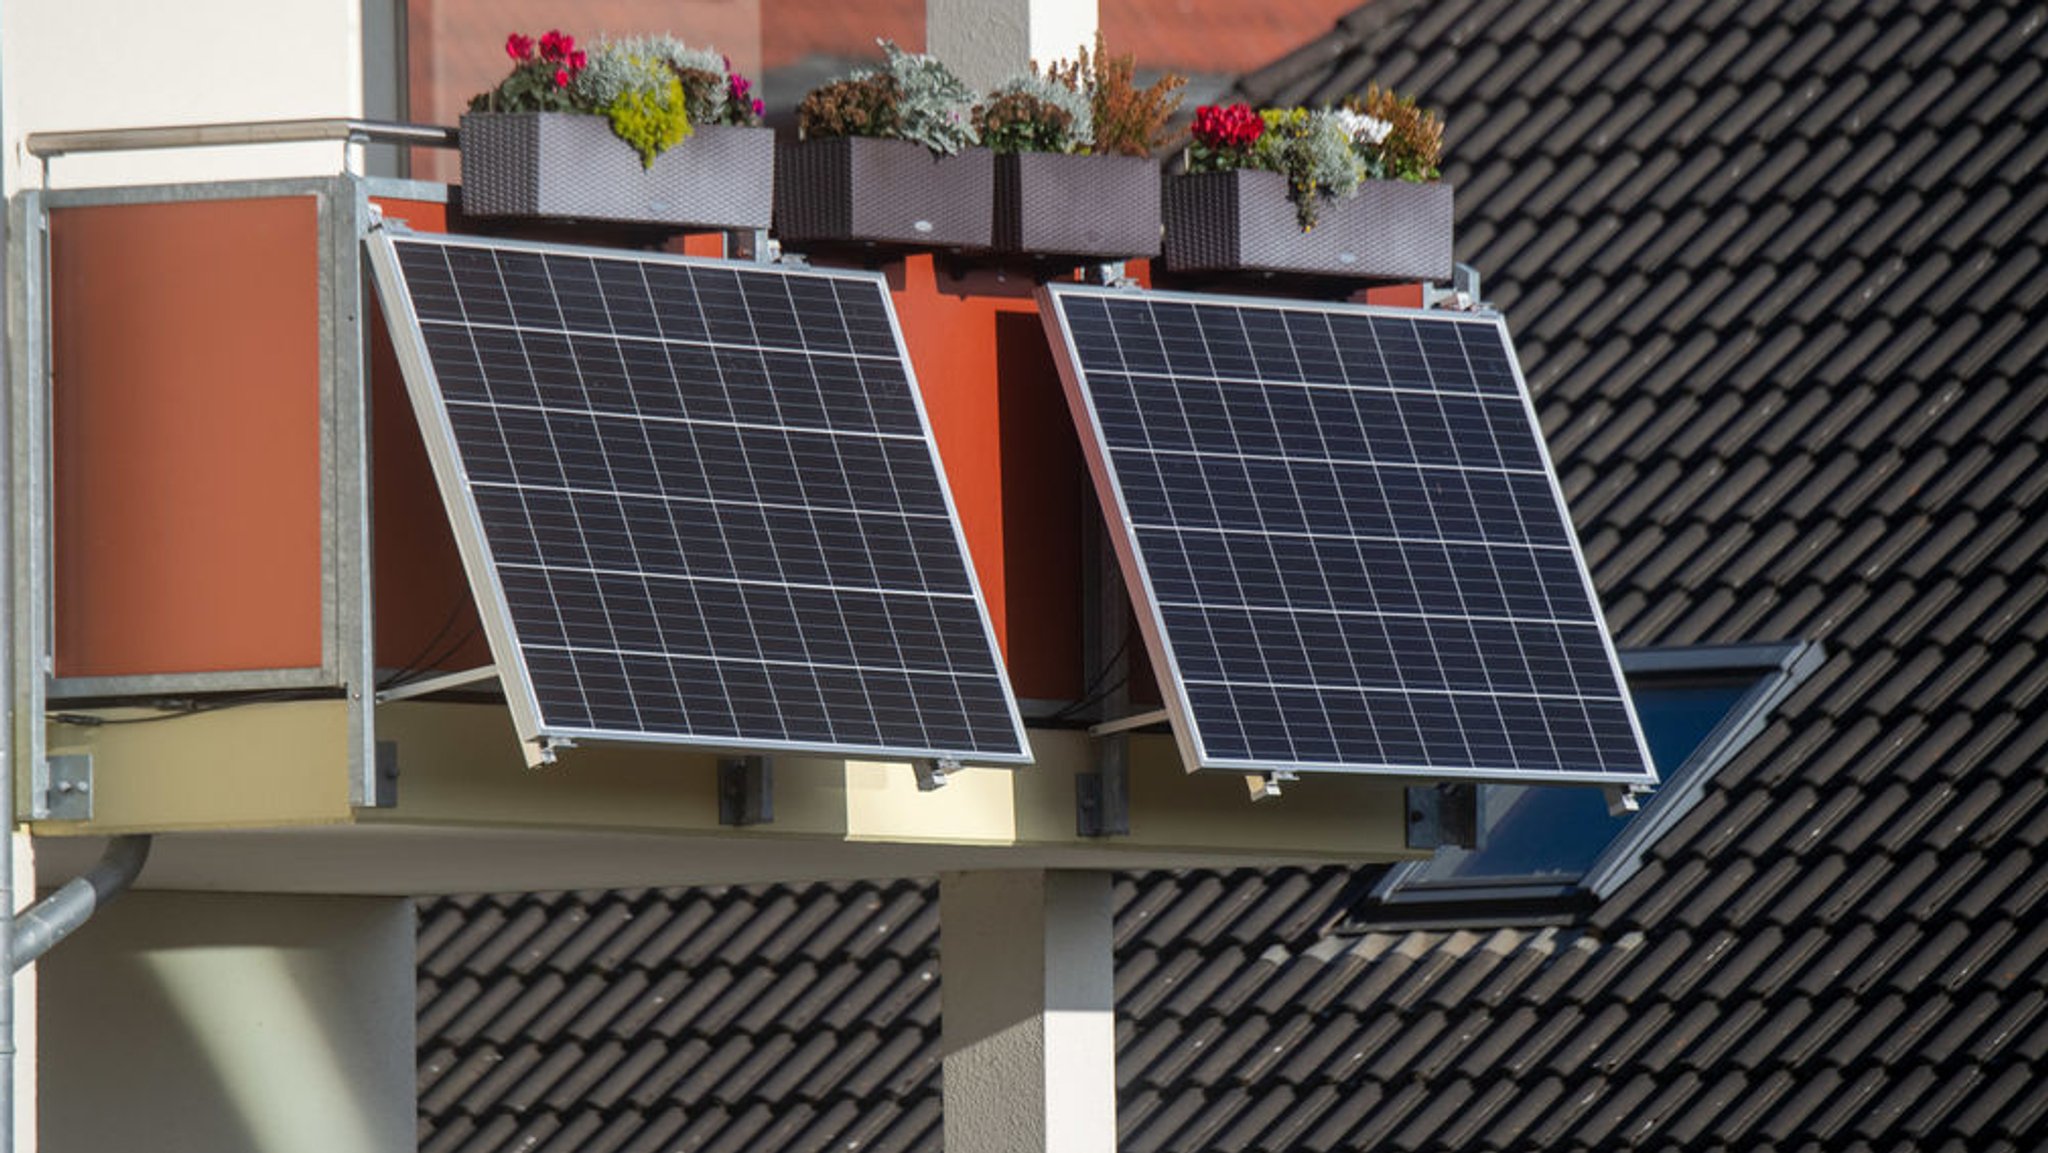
[1044,33,1186,157]
[798,73,904,140]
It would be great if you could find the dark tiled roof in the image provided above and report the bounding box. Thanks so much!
[418,0,2048,1149]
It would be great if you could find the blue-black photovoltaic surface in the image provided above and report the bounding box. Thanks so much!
[375,234,1028,762]
[1043,285,1652,783]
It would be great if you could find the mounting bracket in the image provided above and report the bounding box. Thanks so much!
[1604,784,1651,818]
[1088,261,1138,289]
[1406,782,1480,850]
[521,736,569,769]
[718,755,773,826]
[37,754,93,821]
[1424,262,1485,311]
[1245,769,1299,802]
[1076,735,1130,837]
[726,228,777,264]
[913,757,959,792]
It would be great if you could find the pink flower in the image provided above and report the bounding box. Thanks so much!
[751,97,765,117]
[553,67,571,88]
[506,33,533,60]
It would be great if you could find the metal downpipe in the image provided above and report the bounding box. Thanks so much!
[11,837,152,972]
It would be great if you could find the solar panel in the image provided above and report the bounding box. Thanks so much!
[366,230,1030,767]
[1039,283,1655,786]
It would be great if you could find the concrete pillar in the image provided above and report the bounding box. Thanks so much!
[941,870,1117,1153]
[37,892,415,1153]
[925,0,1099,90]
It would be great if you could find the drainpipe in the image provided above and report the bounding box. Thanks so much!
[12,837,152,971]
[3,1,19,1148]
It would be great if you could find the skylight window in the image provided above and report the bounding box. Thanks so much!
[1352,641,1823,923]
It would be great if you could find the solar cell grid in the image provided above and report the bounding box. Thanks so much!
[369,232,1029,764]
[1043,284,1654,784]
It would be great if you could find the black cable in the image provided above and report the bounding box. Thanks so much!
[1047,671,1131,724]
[1046,632,1134,722]
[51,688,333,727]
[377,593,471,691]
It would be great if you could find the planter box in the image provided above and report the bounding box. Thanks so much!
[993,152,1161,259]
[1161,169,1453,280]
[775,137,993,250]
[459,113,774,230]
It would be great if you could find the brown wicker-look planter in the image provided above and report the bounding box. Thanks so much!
[775,136,993,250]
[1162,169,1454,280]
[993,151,1161,259]
[459,113,774,229]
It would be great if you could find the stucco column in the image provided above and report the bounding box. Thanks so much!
[926,0,1099,90]
[941,869,1117,1153]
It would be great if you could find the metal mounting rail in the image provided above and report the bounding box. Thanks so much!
[24,118,459,159]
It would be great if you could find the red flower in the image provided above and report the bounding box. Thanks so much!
[569,49,587,71]
[538,29,574,62]
[506,33,533,61]
[553,67,571,88]
[1193,103,1264,151]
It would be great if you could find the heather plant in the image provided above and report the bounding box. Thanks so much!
[974,73,1090,154]
[797,72,904,140]
[975,89,1076,154]
[1042,33,1185,157]
[1342,84,1444,181]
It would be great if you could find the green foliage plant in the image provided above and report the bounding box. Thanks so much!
[798,41,980,154]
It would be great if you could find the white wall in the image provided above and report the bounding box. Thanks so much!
[3,0,374,192]
[37,893,416,1153]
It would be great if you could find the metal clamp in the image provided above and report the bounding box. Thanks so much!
[1246,769,1299,801]
[1604,785,1651,818]
[39,754,93,822]
[913,757,959,792]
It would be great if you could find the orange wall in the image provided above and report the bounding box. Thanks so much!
[54,192,1418,702]
[368,197,497,678]
[50,198,325,678]
[884,256,1087,701]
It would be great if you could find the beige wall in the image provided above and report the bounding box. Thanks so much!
[37,893,415,1153]
[3,0,377,191]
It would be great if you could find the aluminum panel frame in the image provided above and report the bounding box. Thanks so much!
[1037,281,1658,787]
[364,228,1034,768]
